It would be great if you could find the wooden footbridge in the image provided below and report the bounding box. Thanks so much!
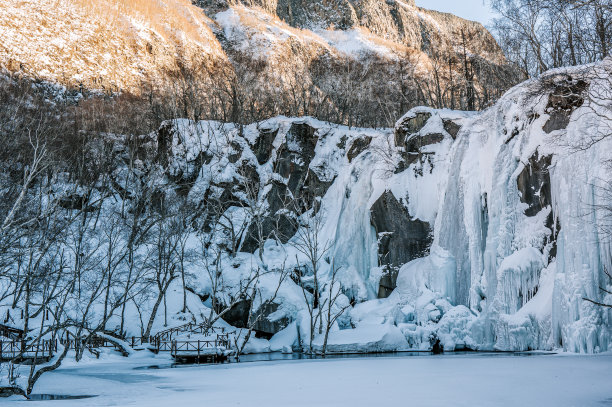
[151,322,233,364]
[0,322,233,364]
[0,325,57,363]
[0,338,57,363]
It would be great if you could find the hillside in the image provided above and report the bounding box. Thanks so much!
[0,0,522,127]
[0,0,226,92]
[200,0,507,65]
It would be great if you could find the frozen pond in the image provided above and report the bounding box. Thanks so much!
[6,351,612,406]
[136,350,558,370]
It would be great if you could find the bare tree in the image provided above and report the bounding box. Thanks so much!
[319,259,350,357]
[491,0,611,77]
[583,268,612,308]
[292,205,332,353]
[233,261,289,358]
[142,211,181,338]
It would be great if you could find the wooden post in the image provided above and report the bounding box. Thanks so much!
[197,340,200,364]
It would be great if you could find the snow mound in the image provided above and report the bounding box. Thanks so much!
[312,324,409,354]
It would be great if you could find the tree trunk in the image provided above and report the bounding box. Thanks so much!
[144,290,164,339]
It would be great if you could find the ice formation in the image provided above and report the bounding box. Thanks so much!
[339,60,612,353]
[282,59,611,353]
[160,59,612,353]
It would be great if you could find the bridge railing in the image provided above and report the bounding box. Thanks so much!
[170,338,227,356]
[0,325,24,341]
[0,339,57,361]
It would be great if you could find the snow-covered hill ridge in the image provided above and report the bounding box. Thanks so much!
[144,59,611,353]
[201,0,506,64]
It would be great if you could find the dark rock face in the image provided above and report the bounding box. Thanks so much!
[370,191,433,298]
[267,180,291,214]
[241,214,297,253]
[216,299,290,337]
[543,110,571,134]
[288,122,318,157]
[304,170,335,202]
[252,301,290,337]
[347,136,372,162]
[176,151,214,191]
[405,132,444,161]
[272,123,320,206]
[394,112,447,171]
[218,299,250,329]
[543,78,589,134]
[275,122,318,196]
[547,79,588,110]
[395,112,431,147]
[442,119,461,139]
[242,122,333,252]
[157,121,215,195]
[156,121,174,167]
[517,151,552,217]
[517,150,559,258]
[228,141,243,164]
[253,127,278,164]
[244,180,298,246]
[237,162,261,196]
[58,194,92,211]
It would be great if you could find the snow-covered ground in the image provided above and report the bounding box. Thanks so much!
[7,352,612,406]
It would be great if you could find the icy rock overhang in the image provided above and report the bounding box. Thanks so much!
[393,107,471,171]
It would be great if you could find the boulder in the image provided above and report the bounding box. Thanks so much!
[394,111,431,147]
[347,136,372,162]
[442,119,462,139]
[219,299,290,338]
[542,77,589,133]
[252,302,291,338]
